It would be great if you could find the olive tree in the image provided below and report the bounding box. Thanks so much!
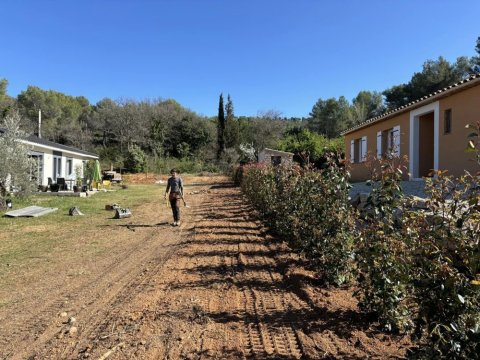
[0,111,36,205]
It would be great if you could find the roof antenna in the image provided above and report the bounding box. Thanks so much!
[38,109,41,138]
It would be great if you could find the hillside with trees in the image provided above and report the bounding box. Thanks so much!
[1,36,479,173]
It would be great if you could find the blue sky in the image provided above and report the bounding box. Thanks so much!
[1,1,479,117]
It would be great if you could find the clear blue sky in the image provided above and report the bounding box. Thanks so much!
[1,0,479,118]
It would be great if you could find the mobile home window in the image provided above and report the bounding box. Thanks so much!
[444,109,452,134]
[66,158,73,176]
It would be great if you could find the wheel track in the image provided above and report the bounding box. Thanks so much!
[242,288,303,359]
[61,223,195,358]
[6,226,168,359]
[201,191,308,359]
[13,200,198,360]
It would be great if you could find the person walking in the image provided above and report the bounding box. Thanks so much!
[164,169,185,226]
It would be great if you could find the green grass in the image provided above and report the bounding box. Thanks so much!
[0,184,163,267]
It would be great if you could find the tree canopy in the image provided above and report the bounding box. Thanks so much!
[383,56,476,109]
[279,127,343,166]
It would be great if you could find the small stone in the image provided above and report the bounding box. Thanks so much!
[68,317,76,325]
[69,326,78,336]
[69,207,84,216]
[60,312,68,317]
[359,192,370,203]
[140,340,147,345]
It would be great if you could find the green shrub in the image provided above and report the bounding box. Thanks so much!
[240,151,480,357]
[124,144,147,173]
[407,171,480,358]
[356,161,480,357]
[147,156,219,175]
[240,154,356,285]
[355,156,415,333]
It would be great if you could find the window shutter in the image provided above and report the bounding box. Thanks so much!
[376,131,382,159]
[350,140,355,162]
[361,136,367,162]
[393,125,400,156]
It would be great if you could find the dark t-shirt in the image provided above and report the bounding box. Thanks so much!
[166,177,183,194]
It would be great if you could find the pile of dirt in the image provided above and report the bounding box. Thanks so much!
[122,173,228,185]
[122,173,166,184]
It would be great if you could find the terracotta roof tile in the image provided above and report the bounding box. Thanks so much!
[342,73,480,135]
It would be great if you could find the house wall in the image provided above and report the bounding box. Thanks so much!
[30,144,90,187]
[345,84,480,181]
[345,112,410,182]
[438,84,480,175]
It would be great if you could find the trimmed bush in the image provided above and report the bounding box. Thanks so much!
[355,157,415,333]
[240,154,356,285]
[406,171,480,358]
[238,155,480,358]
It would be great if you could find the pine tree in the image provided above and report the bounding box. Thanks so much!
[217,93,226,159]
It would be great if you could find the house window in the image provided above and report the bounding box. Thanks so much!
[377,125,400,158]
[444,109,452,134]
[383,128,395,154]
[66,158,73,176]
[350,136,367,163]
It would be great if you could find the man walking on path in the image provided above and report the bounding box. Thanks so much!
[164,169,185,226]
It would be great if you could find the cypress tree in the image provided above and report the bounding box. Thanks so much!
[224,94,239,148]
[217,93,226,159]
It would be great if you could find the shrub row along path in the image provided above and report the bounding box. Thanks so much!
[0,179,410,359]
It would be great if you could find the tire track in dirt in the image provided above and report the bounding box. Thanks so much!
[242,288,303,359]
[2,180,410,359]
[183,184,309,359]
[179,183,409,359]
[4,192,199,360]
[55,228,190,359]
[7,232,163,358]
[237,238,308,359]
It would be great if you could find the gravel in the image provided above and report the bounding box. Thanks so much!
[349,180,427,199]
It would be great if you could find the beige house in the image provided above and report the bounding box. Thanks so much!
[343,73,480,181]
[258,148,294,166]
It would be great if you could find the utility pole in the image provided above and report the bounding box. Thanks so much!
[38,109,42,138]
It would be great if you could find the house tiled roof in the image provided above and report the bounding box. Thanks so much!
[1,128,98,158]
[342,73,480,135]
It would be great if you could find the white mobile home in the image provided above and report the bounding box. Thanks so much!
[23,135,98,188]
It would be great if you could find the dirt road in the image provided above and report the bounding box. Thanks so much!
[0,180,409,359]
